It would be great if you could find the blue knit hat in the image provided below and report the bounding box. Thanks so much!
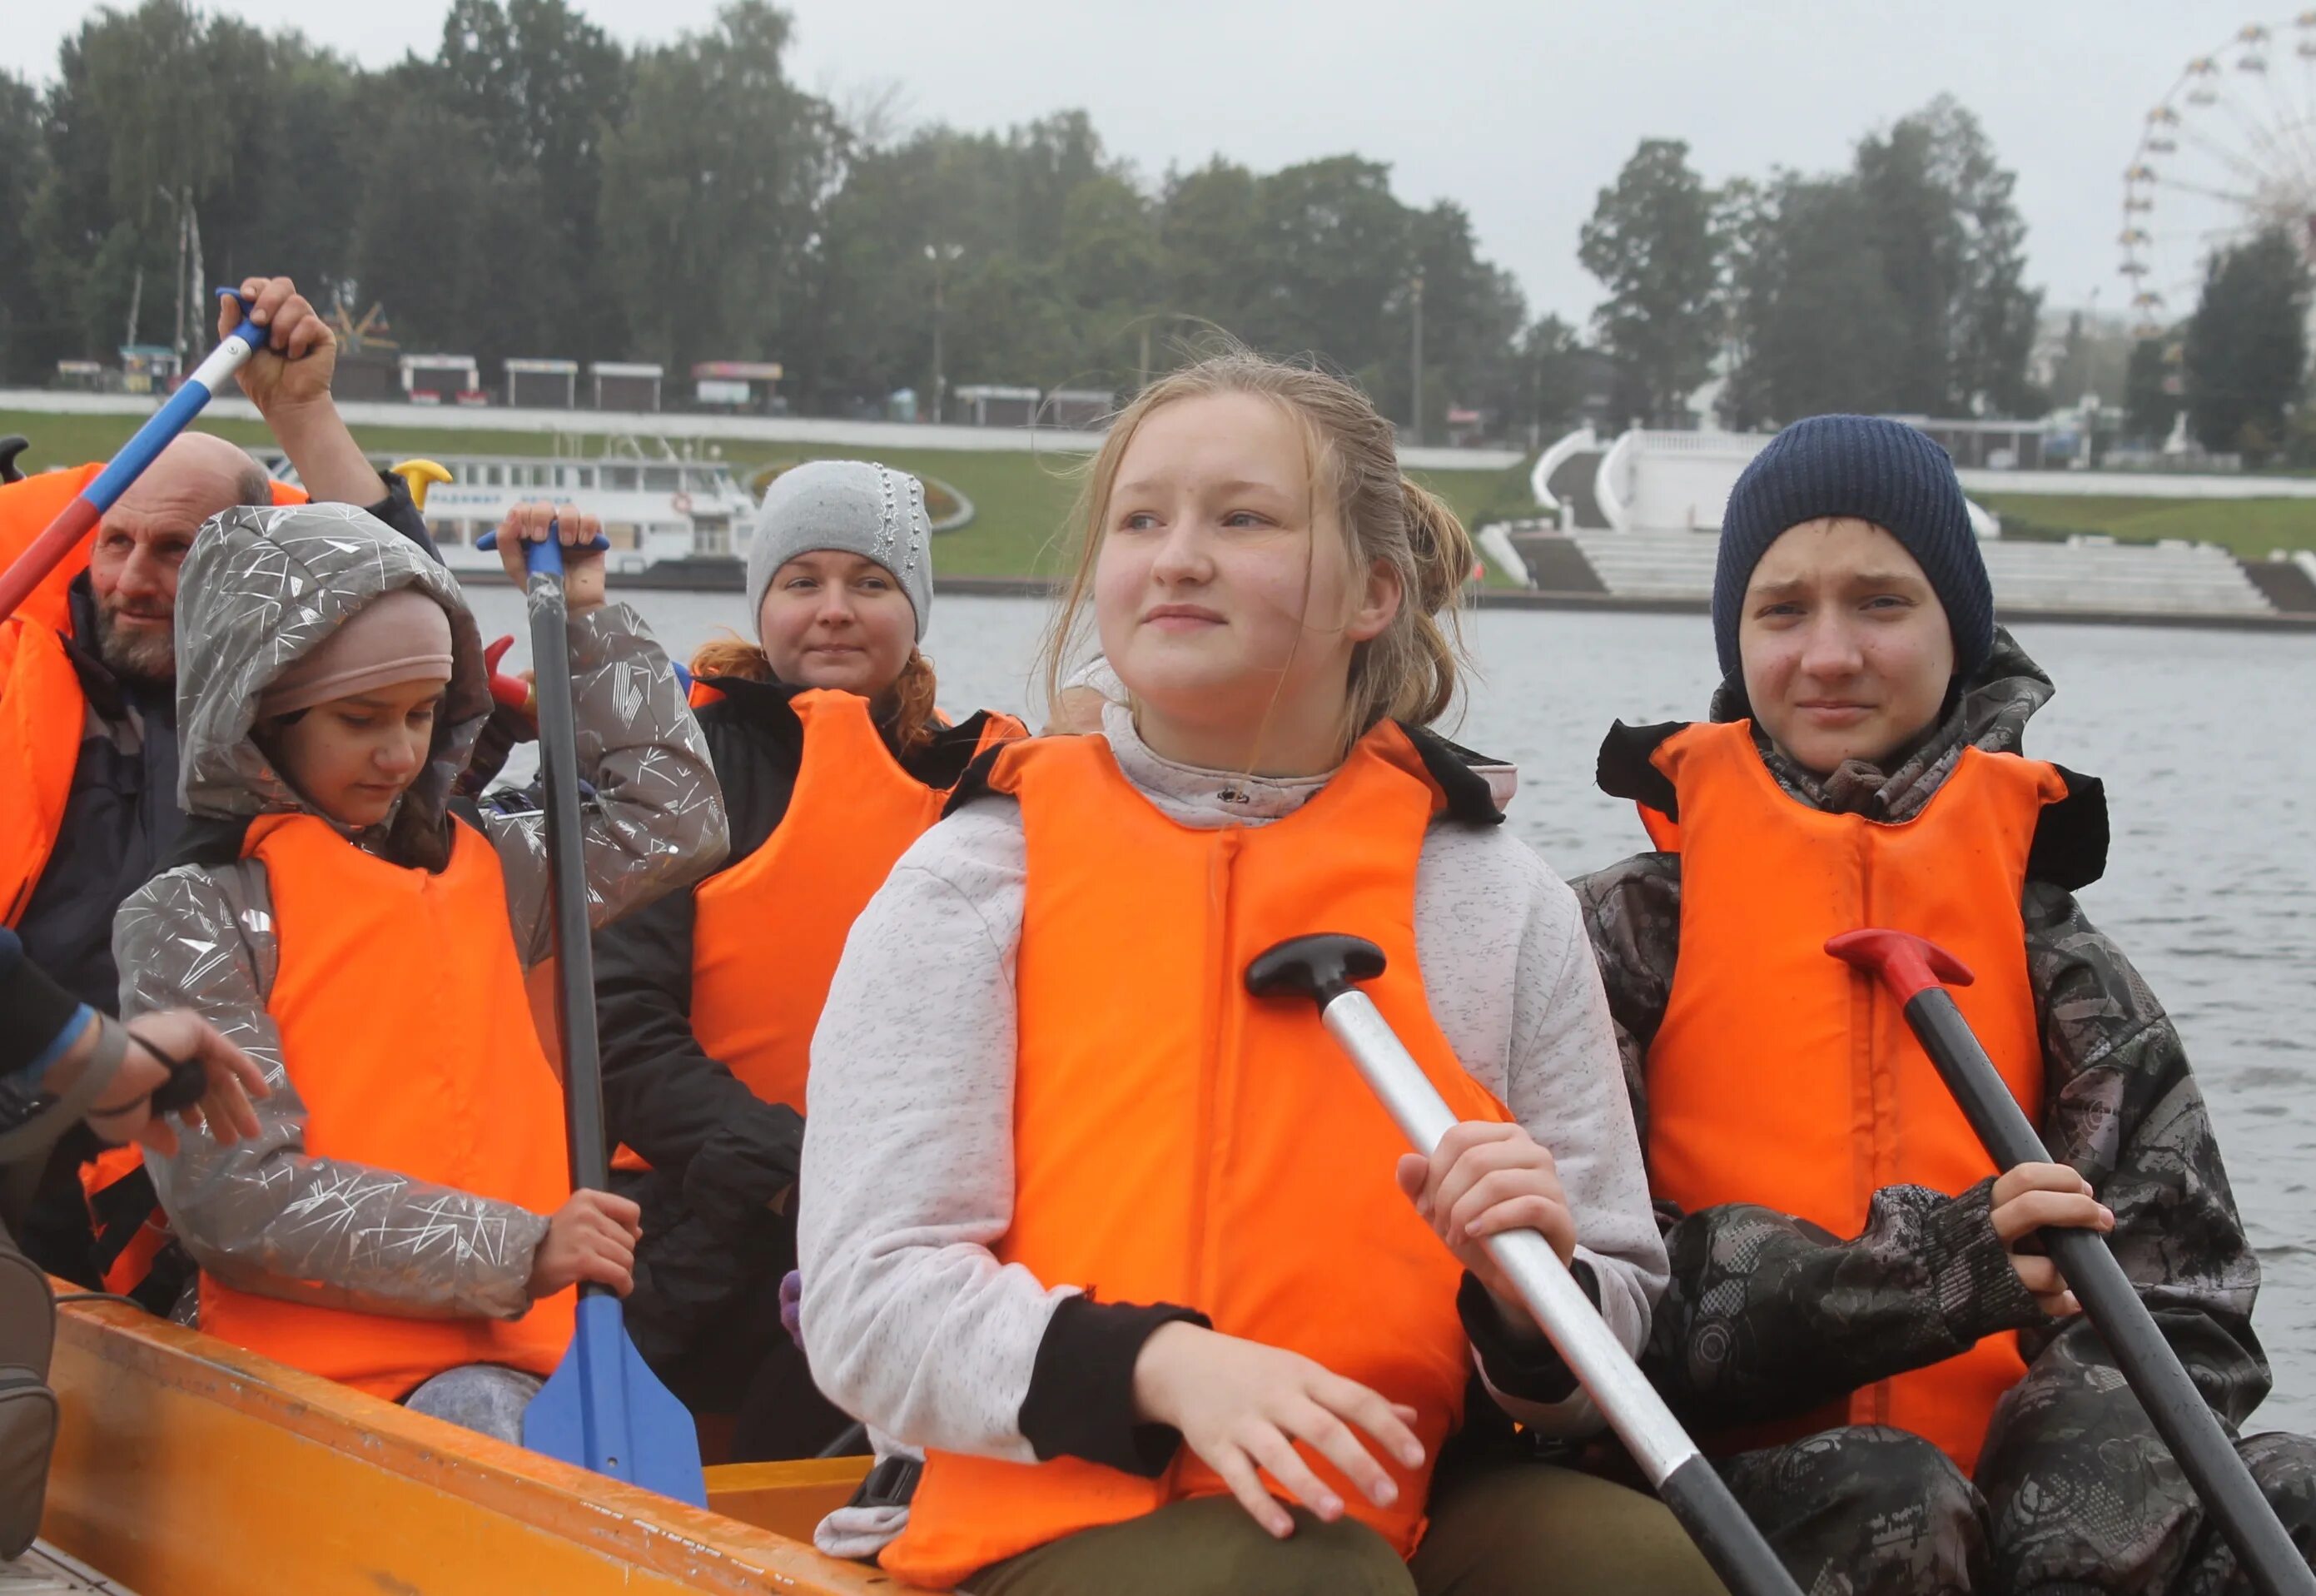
[1712,415,1994,688]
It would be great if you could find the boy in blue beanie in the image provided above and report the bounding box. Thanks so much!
[1574,415,2316,1594]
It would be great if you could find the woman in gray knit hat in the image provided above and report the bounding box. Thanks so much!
[593,459,1025,1460]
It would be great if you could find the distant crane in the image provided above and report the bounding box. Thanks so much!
[328,298,399,354]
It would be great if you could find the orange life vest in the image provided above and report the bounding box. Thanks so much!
[197,812,575,1402]
[79,1136,172,1298]
[693,689,1022,1115]
[0,619,86,930]
[87,1162,172,1297]
[884,725,1508,1589]
[1638,718,2063,1472]
[610,689,1022,1171]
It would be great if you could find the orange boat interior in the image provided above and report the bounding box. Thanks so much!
[42,1290,908,1594]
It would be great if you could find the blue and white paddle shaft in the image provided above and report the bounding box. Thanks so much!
[0,290,266,622]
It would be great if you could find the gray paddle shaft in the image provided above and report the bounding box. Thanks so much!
[1318,988,1699,1484]
[522,547,611,1200]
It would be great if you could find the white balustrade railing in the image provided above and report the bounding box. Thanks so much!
[1593,429,1638,534]
[1529,426,1598,525]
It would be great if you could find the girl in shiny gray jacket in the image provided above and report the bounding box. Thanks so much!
[112,500,726,1439]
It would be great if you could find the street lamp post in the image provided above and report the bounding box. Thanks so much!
[1409,271,1425,447]
[926,242,962,425]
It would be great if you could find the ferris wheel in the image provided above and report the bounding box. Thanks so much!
[2120,16,2316,339]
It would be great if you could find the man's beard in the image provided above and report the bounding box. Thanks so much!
[95,600,176,686]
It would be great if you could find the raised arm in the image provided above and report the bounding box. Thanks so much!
[221,276,439,558]
[480,508,727,962]
[224,276,383,506]
[117,866,547,1319]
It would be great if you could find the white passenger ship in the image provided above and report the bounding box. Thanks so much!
[266,437,758,577]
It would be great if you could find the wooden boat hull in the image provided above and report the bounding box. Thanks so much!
[42,1293,899,1594]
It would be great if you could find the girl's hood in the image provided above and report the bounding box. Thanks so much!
[173,502,492,838]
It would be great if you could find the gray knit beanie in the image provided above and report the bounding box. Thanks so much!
[745,460,933,641]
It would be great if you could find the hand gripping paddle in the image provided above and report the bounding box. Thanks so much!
[1829,928,2314,1596]
[1246,933,1802,1596]
[482,523,705,1505]
[0,290,269,623]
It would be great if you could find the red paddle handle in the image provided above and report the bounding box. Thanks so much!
[482,634,534,713]
[1825,927,1976,1002]
[1825,925,2316,1596]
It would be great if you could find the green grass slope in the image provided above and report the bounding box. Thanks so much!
[1977,493,2316,558]
[0,410,1523,580]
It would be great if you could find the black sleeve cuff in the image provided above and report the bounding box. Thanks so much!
[0,932,84,1080]
[363,472,441,562]
[1459,1263,1595,1406]
[1926,1176,2045,1341]
[682,1106,806,1236]
[1019,1295,1210,1475]
[455,704,534,798]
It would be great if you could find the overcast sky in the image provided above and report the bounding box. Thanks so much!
[7,2,2294,327]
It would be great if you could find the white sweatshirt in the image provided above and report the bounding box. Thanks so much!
[798,703,1666,1543]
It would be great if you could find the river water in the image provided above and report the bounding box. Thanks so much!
[467,587,2316,1438]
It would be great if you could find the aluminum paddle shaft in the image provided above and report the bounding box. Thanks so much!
[1830,928,2315,1596]
[1245,934,1800,1596]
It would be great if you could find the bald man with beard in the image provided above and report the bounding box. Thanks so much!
[2,276,437,1297]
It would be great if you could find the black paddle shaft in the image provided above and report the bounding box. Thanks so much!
[524,540,614,1217]
[1905,987,2315,1596]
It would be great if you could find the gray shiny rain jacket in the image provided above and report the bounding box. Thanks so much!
[112,503,727,1324]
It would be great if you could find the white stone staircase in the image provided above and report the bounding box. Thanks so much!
[1563,530,2276,617]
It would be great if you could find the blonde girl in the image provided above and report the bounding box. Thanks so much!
[798,354,1719,1595]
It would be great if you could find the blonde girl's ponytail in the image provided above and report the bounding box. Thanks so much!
[1378,476,1477,729]
[1399,477,1477,619]
[1338,470,1475,743]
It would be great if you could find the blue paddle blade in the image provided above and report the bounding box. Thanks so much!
[523,1292,706,1506]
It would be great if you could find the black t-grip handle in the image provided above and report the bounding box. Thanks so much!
[1243,933,1386,1008]
[147,1047,208,1115]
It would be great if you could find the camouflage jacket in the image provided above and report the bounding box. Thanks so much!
[1573,631,2276,1579]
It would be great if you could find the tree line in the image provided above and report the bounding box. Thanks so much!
[1573,100,2044,433]
[9,1,2134,447]
[0,0,1539,436]
[2122,226,2311,465]
[1578,102,2316,462]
